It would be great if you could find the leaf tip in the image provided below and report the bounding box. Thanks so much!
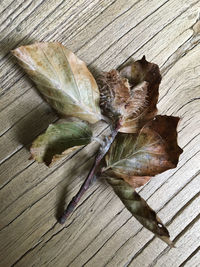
[10,48,19,58]
[159,235,175,248]
[28,154,33,160]
[141,55,146,62]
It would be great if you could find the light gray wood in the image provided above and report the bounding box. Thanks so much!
[0,0,199,266]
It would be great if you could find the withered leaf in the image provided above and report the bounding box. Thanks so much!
[12,42,102,123]
[30,119,92,166]
[106,176,174,247]
[100,56,161,133]
[103,115,183,188]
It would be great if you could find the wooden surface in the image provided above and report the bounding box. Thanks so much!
[0,0,200,266]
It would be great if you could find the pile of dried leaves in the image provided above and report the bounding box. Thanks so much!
[12,42,183,247]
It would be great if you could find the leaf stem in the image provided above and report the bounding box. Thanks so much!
[58,122,120,224]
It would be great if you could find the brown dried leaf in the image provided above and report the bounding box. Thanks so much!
[106,176,174,247]
[103,115,183,188]
[100,56,161,133]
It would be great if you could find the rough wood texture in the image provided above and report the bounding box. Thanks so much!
[0,0,200,266]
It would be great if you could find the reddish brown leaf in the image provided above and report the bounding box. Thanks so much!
[120,174,151,189]
[99,56,161,133]
[103,115,183,188]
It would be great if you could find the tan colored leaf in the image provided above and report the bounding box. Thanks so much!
[99,56,161,133]
[12,42,102,123]
[30,120,92,166]
[49,146,81,167]
[103,115,183,188]
[106,176,174,247]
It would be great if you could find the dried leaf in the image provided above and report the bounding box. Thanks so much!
[103,115,183,188]
[30,119,92,166]
[100,56,161,133]
[12,42,102,123]
[106,176,174,247]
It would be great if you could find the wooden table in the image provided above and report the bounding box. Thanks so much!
[0,1,200,266]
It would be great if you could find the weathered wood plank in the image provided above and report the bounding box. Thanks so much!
[153,217,200,267]
[70,176,200,267]
[1,0,198,137]
[0,102,57,164]
[0,0,192,186]
[0,0,199,266]
[0,0,115,114]
[183,249,200,267]
[128,183,200,266]
[0,0,198,165]
[0,122,107,228]
[87,0,199,70]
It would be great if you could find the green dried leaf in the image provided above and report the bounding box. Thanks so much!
[30,119,93,166]
[106,176,174,247]
[103,115,183,188]
[12,42,102,123]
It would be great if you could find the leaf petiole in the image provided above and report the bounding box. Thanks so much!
[58,121,121,224]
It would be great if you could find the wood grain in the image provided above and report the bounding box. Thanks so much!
[0,0,200,266]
